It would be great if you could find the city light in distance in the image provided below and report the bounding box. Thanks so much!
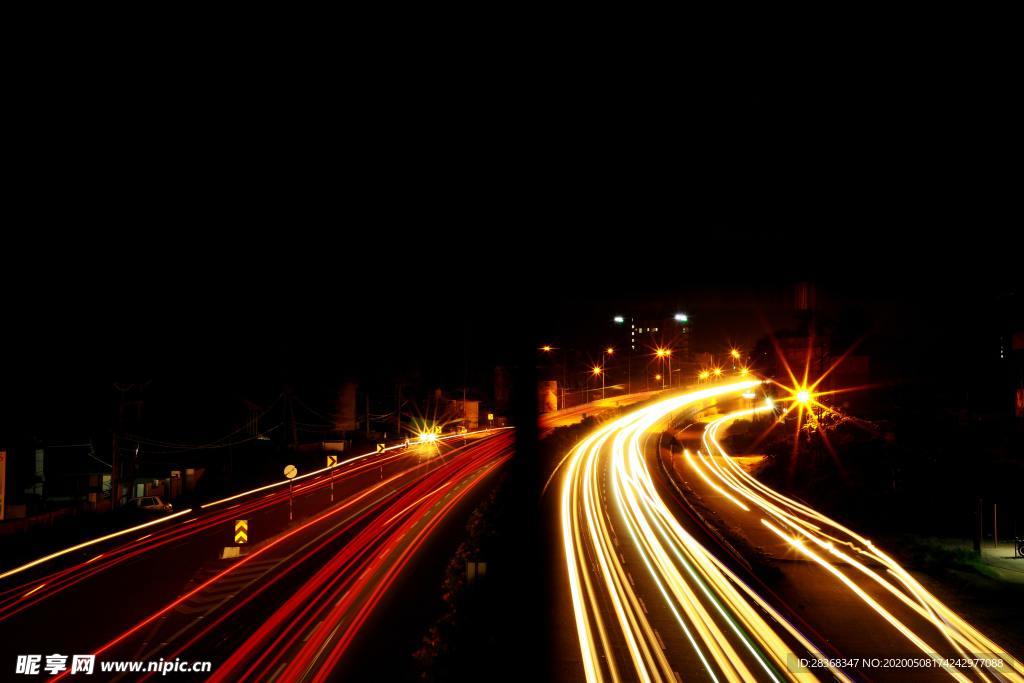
[613,315,625,324]
[674,313,688,322]
[541,345,552,352]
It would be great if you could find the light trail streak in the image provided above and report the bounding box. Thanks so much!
[1,429,508,591]
[0,438,465,618]
[686,407,1024,682]
[0,509,193,582]
[561,380,846,683]
[46,459,438,683]
[207,432,514,682]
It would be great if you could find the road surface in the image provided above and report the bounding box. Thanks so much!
[557,380,1024,682]
[0,430,512,681]
[540,390,663,437]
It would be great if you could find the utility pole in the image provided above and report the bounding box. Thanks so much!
[110,426,120,509]
[110,385,125,509]
[396,383,402,438]
[974,497,983,556]
[365,393,370,438]
[994,503,999,547]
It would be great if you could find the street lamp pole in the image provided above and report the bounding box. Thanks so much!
[603,348,614,400]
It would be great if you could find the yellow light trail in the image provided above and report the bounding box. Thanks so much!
[688,408,1024,683]
[560,380,848,683]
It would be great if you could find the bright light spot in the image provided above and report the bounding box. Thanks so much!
[730,348,741,359]
[764,397,774,408]
[739,366,750,376]
[742,391,756,399]
[592,366,602,375]
[654,374,661,381]
[541,345,552,352]
[698,370,710,381]
[606,347,614,355]
[613,315,624,324]
[674,313,688,322]
[712,367,723,377]
[419,431,438,443]
[796,389,811,404]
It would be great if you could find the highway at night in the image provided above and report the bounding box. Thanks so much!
[0,430,512,681]
[557,381,1024,683]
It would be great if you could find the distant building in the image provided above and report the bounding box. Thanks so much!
[612,313,690,360]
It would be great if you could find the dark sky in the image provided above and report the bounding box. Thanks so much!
[4,52,1017,445]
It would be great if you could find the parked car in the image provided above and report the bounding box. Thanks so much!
[126,496,173,514]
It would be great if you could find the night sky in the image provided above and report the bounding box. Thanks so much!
[5,54,1017,447]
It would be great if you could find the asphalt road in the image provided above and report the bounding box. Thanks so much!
[665,409,1023,682]
[555,381,1024,683]
[0,430,512,681]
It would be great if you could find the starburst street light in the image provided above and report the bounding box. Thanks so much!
[592,365,602,375]
[730,348,741,360]
[541,345,553,352]
[748,330,878,473]
[712,367,723,378]
[698,369,711,382]
[653,347,672,389]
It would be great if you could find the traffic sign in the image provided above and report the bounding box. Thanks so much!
[283,464,297,479]
[487,413,494,421]
[326,455,338,467]
[376,443,386,454]
[235,519,248,544]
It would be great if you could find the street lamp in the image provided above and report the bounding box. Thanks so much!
[592,365,604,400]
[730,348,741,360]
[602,347,615,397]
[540,345,567,409]
[655,348,672,388]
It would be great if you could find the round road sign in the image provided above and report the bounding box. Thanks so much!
[283,464,297,479]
